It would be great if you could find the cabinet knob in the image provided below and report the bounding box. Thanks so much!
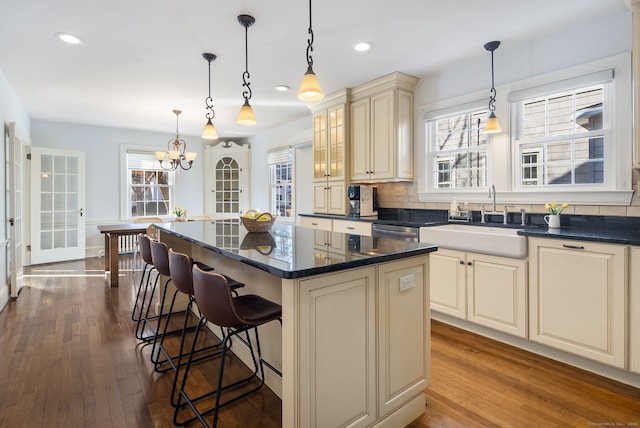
[467,261,472,266]
[459,260,464,265]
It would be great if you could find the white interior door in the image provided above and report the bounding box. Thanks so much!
[30,147,86,264]
[8,123,24,296]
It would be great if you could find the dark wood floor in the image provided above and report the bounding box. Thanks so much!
[0,256,638,427]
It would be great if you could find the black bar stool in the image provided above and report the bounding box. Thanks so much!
[174,265,282,428]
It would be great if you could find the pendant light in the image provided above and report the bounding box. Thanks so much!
[297,0,324,101]
[236,14,256,125]
[201,52,219,140]
[484,40,502,134]
[156,110,197,171]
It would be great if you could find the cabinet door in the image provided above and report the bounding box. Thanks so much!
[312,183,328,213]
[351,98,371,181]
[327,182,346,215]
[327,106,345,182]
[298,267,376,428]
[429,248,466,319]
[313,112,327,180]
[377,257,430,418]
[630,247,640,374]
[370,91,394,181]
[300,216,332,231]
[467,253,527,338]
[529,238,627,368]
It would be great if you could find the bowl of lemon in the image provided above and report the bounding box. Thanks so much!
[239,209,277,233]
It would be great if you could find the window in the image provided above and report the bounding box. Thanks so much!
[427,109,489,189]
[268,147,293,220]
[513,84,607,188]
[126,150,174,218]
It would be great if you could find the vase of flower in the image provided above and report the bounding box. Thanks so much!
[544,214,560,228]
[544,202,568,229]
[173,205,187,222]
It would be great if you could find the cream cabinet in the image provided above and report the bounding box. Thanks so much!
[311,89,350,215]
[631,247,640,374]
[299,215,332,231]
[296,256,429,427]
[430,248,527,338]
[203,142,250,218]
[528,237,627,368]
[350,72,417,183]
[332,218,372,237]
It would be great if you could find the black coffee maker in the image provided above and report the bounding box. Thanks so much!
[348,184,361,216]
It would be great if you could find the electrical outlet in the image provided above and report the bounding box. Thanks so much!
[399,275,414,291]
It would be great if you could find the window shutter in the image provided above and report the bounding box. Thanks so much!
[267,146,292,165]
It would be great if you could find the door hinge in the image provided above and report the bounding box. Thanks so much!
[26,153,31,160]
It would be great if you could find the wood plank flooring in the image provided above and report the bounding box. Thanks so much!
[0,256,638,427]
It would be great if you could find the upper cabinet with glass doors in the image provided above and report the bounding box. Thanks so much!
[310,89,350,215]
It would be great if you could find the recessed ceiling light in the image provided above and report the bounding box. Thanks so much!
[354,42,372,52]
[275,85,290,92]
[56,32,84,45]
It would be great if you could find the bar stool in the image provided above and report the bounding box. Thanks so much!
[131,233,154,323]
[157,249,244,405]
[174,265,282,428]
[134,234,162,341]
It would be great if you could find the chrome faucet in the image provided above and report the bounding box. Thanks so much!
[488,184,496,213]
[519,208,526,226]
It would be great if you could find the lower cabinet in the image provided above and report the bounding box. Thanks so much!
[528,237,627,368]
[430,248,527,338]
[631,247,640,374]
[313,182,346,215]
[297,257,429,427]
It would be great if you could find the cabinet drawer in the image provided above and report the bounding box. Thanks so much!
[300,216,332,231]
[332,219,372,236]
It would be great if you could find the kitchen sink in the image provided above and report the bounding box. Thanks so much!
[419,223,527,258]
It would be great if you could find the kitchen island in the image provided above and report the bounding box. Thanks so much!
[155,219,436,428]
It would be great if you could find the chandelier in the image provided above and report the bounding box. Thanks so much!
[156,109,197,171]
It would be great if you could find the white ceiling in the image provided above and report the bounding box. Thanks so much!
[0,0,629,140]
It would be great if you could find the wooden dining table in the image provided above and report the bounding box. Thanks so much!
[97,223,156,287]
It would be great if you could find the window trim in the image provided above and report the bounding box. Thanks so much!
[268,146,295,223]
[120,144,175,221]
[418,53,632,206]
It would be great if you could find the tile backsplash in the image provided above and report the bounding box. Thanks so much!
[376,176,640,217]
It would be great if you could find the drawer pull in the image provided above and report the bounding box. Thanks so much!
[311,222,318,226]
[346,226,355,230]
[562,244,585,250]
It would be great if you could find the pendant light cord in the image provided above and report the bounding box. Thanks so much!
[242,23,252,101]
[305,0,314,68]
[206,58,215,120]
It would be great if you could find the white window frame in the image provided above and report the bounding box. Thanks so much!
[418,53,632,205]
[120,144,175,221]
[268,146,295,223]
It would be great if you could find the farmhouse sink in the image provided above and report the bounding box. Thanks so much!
[419,224,527,258]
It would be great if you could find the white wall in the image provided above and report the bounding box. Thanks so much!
[247,116,312,218]
[413,9,632,196]
[31,120,205,254]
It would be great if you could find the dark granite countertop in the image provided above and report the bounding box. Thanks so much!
[518,221,640,246]
[301,209,640,246]
[155,220,437,279]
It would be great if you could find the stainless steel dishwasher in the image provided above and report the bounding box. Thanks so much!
[372,223,420,242]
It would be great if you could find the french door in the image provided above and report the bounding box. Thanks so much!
[30,147,86,264]
[8,123,24,296]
